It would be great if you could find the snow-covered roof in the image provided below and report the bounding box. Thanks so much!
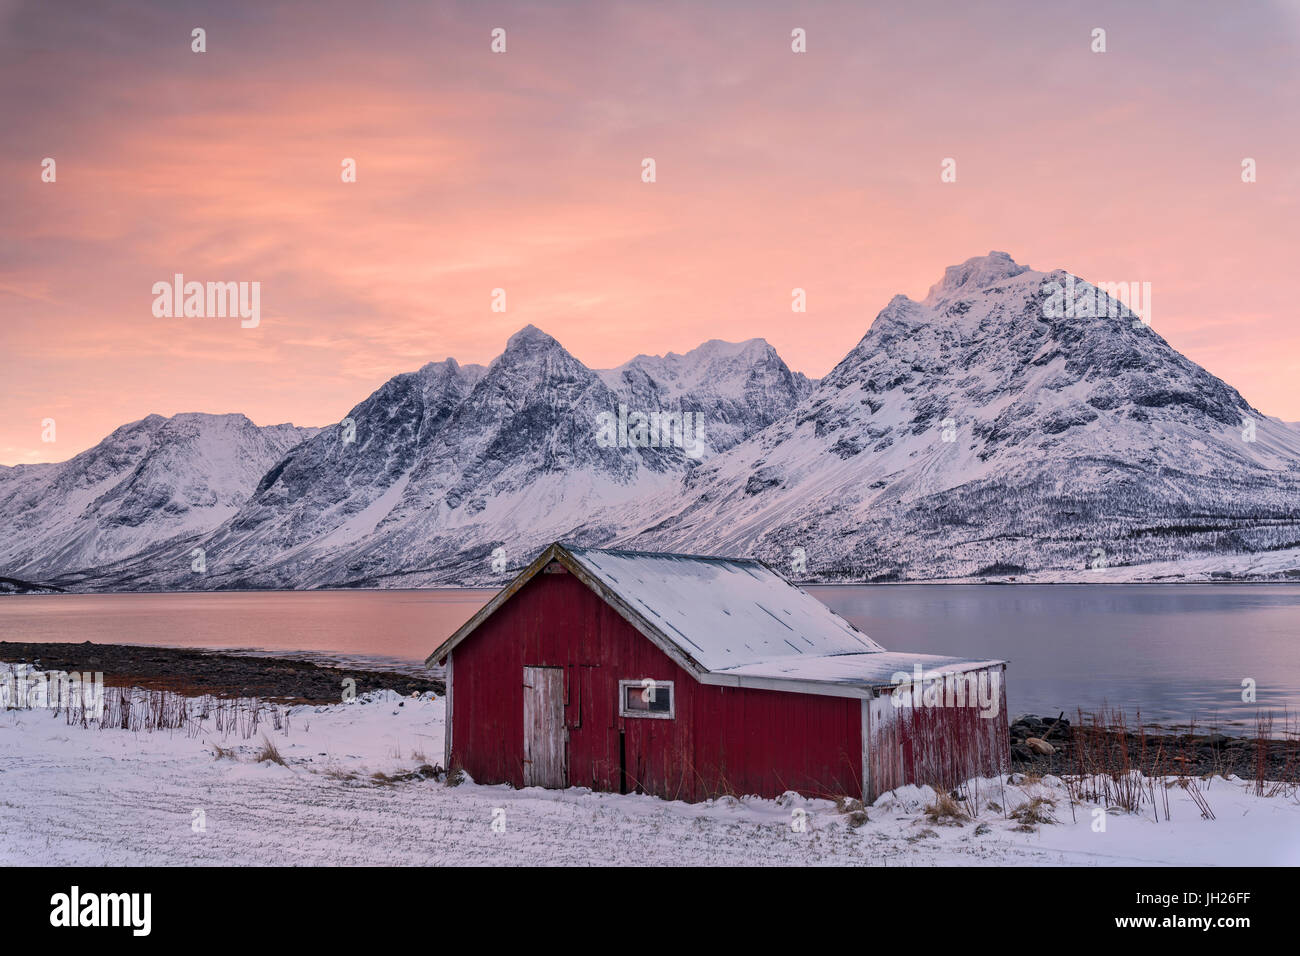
[564,546,882,670]
[428,543,1004,698]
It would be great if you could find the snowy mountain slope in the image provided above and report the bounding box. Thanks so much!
[273,325,693,588]
[612,252,1300,580]
[70,327,704,589]
[0,414,317,580]
[33,327,810,590]
[197,358,485,573]
[596,338,815,454]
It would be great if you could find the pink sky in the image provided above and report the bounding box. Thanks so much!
[3,0,1299,465]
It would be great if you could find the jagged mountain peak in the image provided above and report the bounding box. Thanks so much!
[828,254,1254,436]
[413,356,485,381]
[665,337,770,360]
[603,337,782,383]
[922,251,1032,306]
[617,256,1300,582]
[482,325,591,387]
[503,323,564,353]
[596,336,814,456]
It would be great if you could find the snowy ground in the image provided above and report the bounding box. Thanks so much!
[1,689,1297,866]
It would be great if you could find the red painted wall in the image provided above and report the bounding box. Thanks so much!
[449,568,864,802]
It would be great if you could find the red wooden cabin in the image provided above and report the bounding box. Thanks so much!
[427,543,1008,802]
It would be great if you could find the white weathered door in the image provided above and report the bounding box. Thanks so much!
[522,666,566,788]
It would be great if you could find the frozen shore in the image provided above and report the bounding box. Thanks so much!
[1,688,1297,866]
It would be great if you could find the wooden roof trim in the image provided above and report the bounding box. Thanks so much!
[424,543,560,666]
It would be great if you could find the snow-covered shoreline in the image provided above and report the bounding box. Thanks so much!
[2,688,1297,866]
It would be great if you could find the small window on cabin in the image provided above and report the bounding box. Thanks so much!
[619,679,674,719]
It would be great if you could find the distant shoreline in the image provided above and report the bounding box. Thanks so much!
[0,641,442,704]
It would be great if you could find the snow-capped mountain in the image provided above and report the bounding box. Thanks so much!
[54,326,807,589]
[190,325,691,588]
[0,413,317,580]
[11,253,1300,589]
[596,338,815,455]
[146,357,490,587]
[614,252,1300,580]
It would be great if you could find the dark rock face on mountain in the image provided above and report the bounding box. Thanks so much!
[197,358,487,573]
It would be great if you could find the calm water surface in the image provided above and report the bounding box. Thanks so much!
[1,585,1297,731]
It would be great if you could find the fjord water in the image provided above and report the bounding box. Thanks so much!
[1,585,1296,731]
[0,590,493,675]
[815,584,1300,732]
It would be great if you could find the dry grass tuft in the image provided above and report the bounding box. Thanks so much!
[256,736,286,766]
[924,791,970,826]
[1010,795,1057,830]
[211,742,237,761]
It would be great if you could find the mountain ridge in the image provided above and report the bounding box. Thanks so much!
[0,413,320,580]
[610,253,1300,581]
[4,330,812,588]
[7,252,1300,589]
